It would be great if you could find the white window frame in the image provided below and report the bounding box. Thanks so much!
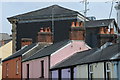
[89,64,93,80]
[106,62,111,79]
[16,60,19,74]
[6,63,8,77]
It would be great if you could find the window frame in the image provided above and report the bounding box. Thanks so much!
[41,60,44,78]
[106,62,111,80]
[89,64,93,80]
[16,60,19,75]
[6,63,8,77]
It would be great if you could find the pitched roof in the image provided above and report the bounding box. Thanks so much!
[85,19,116,28]
[79,42,120,64]
[22,43,51,60]
[51,48,98,70]
[8,5,84,20]
[2,43,37,62]
[22,40,71,62]
[51,43,120,70]
[0,33,11,41]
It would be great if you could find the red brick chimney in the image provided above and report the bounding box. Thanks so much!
[98,27,117,46]
[21,38,32,47]
[1,39,5,46]
[37,27,52,43]
[69,22,85,40]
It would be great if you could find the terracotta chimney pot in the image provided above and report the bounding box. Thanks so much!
[110,28,114,34]
[76,22,79,27]
[45,28,48,32]
[80,22,84,27]
[99,27,105,34]
[47,27,51,32]
[40,28,44,32]
[71,22,75,27]
[1,39,5,46]
[105,28,109,34]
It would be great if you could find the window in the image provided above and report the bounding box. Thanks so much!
[106,63,111,80]
[89,64,93,80]
[6,63,8,77]
[41,60,44,78]
[16,60,19,74]
[27,64,29,79]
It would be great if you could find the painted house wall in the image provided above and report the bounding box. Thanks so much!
[2,57,21,79]
[50,41,90,67]
[51,67,77,79]
[0,41,12,80]
[62,68,71,78]
[76,64,88,78]
[51,70,58,79]
[91,62,104,78]
[22,56,49,78]
[77,62,116,79]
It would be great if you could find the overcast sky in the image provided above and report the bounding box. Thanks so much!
[0,0,119,34]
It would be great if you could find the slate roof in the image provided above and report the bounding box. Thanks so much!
[2,43,37,62]
[0,33,12,41]
[85,19,116,28]
[51,43,120,70]
[8,5,84,20]
[22,40,71,62]
[22,43,51,60]
[51,48,98,70]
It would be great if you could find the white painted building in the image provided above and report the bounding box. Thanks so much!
[51,43,120,79]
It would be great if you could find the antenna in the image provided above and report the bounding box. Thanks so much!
[83,0,89,42]
[52,6,54,42]
[109,0,114,19]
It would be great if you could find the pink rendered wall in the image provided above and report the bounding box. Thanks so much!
[22,56,49,78]
[50,41,90,67]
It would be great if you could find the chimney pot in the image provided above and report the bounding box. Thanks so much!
[80,22,84,27]
[40,28,44,32]
[71,22,75,27]
[110,28,114,34]
[45,28,48,32]
[1,39,5,46]
[99,27,105,34]
[47,27,51,32]
[104,28,109,34]
[76,22,79,27]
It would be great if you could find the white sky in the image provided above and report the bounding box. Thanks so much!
[0,0,120,34]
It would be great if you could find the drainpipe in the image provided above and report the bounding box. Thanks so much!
[117,61,120,80]
[104,62,106,80]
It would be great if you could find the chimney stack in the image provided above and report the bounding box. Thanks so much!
[69,22,85,40]
[98,27,117,46]
[1,39,5,46]
[37,27,52,43]
[21,38,32,47]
